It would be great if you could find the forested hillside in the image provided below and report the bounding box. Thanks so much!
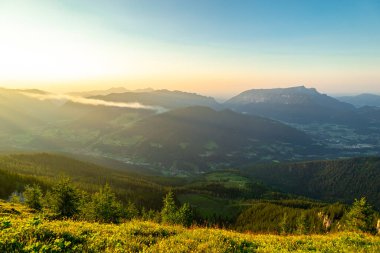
[96,106,316,174]
[243,157,380,209]
[0,153,164,208]
[2,153,380,234]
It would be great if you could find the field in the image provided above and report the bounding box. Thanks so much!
[1,201,380,252]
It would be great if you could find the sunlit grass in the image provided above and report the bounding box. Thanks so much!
[1,201,379,252]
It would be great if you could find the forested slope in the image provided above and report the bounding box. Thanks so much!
[243,157,380,208]
[0,153,164,208]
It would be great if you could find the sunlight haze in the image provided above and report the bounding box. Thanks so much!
[0,0,379,97]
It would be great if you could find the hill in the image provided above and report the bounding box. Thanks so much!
[225,86,359,124]
[1,86,380,173]
[224,86,380,158]
[1,153,380,235]
[1,201,379,252]
[0,88,60,133]
[92,89,220,109]
[0,153,165,208]
[68,87,154,97]
[0,88,321,174]
[94,106,317,174]
[242,157,380,209]
[338,93,380,108]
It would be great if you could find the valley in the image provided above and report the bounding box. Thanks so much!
[1,86,380,250]
[1,86,380,176]
[2,1,380,251]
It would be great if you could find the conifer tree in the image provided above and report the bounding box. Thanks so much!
[125,201,139,220]
[296,213,308,234]
[177,203,194,227]
[23,184,43,211]
[49,177,81,218]
[85,183,123,223]
[160,191,194,226]
[346,197,374,232]
[161,191,177,224]
[280,213,289,234]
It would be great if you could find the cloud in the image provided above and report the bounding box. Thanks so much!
[22,92,167,113]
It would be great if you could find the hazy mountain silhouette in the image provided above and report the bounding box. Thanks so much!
[1,86,379,174]
[0,88,59,133]
[337,93,380,108]
[225,86,362,124]
[92,89,220,110]
[68,87,154,97]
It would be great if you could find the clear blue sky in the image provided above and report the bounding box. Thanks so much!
[0,0,379,96]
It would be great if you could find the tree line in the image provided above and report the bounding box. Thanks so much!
[7,176,380,234]
[11,176,194,227]
[235,198,380,234]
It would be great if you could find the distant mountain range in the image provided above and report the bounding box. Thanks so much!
[92,89,220,110]
[224,86,360,124]
[68,87,154,97]
[337,93,380,108]
[1,86,380,174]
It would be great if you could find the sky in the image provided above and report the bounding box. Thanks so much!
[0,0,379,97]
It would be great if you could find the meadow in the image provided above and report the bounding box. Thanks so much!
[1,201,379,253]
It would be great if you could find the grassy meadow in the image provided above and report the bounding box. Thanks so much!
[1,201,380,253]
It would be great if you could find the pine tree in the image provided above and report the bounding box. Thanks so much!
[161,191,177,224]
[279,213,289,235]
[49,177,81,218]
[177,203,193,227]
[23,184,43,211]
[124,201,139,220]
[345,197,375,232]
[85,183,123,223]
[296,212,308,234]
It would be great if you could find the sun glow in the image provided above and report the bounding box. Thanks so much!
[0,0,379,95]
[0,21,133,82]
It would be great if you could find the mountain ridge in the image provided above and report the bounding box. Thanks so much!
[337,93,380,108]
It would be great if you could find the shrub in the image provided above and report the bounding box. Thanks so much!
[8,191,22,204]
[23,184,43,211]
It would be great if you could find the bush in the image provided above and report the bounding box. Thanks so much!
[8,191,22,204]
[23,184,43,211]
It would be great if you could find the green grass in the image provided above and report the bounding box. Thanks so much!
[1,201,380,252]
